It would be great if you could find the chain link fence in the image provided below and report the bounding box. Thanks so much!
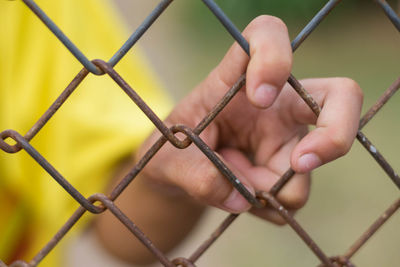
[1,0,399,266]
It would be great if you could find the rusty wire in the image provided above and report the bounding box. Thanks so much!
[1,0,400,266]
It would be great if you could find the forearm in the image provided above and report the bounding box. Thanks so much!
[95,157,205,265]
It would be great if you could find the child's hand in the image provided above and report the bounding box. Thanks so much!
[97,15,364,263]
[138,15,363,224]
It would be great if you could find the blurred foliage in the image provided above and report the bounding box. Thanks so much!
[179,0,369,34]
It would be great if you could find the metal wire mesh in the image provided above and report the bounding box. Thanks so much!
[1,0,399,266]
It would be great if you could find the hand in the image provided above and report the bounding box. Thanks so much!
[96,15,363,264]
[138,15,363,224]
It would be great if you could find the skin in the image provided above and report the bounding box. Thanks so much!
[96,15,363,264]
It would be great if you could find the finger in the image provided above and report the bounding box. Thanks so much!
[245,16,292,108]
[220,146,307,224]
[205,15,292,109]
[143,141,255,214]
[219,148,279,190]
[264,132,310,210]
[220,138,310,211]
[287,78,363,173]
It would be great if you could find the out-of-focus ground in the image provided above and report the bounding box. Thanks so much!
[73,1,400,266]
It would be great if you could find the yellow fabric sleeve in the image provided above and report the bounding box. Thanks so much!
[0,0,173,266]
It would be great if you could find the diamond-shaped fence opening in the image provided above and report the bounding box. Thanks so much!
[0,0,399,266]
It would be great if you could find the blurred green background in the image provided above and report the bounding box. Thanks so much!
[116,0,400,266]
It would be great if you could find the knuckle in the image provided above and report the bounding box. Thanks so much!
[251,47,292,86]
[254,54,291,80]
[339,77,357,88]
[191,163,220,200]
[278,179,310,210]
[267,54,292,77]
[283,192,308,209]
[351,82,364,100]
[339,78,364,99]
[252,15,287,31]
[327,132,350,155]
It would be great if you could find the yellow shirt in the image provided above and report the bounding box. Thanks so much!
[0,0,172,266]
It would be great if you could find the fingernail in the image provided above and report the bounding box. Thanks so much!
[222,186,252,213]
[298,153,322,172]
[254,83,278,108]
